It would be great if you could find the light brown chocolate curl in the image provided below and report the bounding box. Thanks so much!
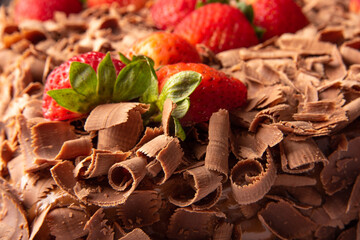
[162,98,176,136]
[137,135,183,184]
[108,157,147,192]
[205,109,230,181]
[79,149,131,179]
[231,150,276,205]
[116,190,161,229]
[168,165,223,209]
[280,136,328,173]
[84,208,114,240]
[84,103,149,151]
[258,201,317,239]
[46,207,89,240]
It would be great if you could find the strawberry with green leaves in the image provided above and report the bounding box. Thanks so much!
[349,0,360,13]
[128,32,201,68]
[43,52,158,121]
[173,3,259,54]
[247,0,309,41]
[87,0,147,10]
[14,0,83,23]
[156,63,247,132]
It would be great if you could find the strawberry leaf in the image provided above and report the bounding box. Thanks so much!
[119,52,131,65]
[173,117,186,141]
[69,62,97,97]
[112,58,153,102]
[157,71,202,111]
[237,2,254,23]
[97,52,117,101]
[47,88,95,113]
[139,57,158,104]
[171,98,190,119]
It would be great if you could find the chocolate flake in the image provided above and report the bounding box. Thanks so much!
[84,208,114,240]
[119,228,151,240]
[116,190,161,229]
[258,201,317,239]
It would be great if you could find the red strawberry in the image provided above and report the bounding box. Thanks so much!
[349,0,360,13]
[157,63,247,125]
[43,52,125,121]
[87,0,147,10]
[151,0,200,30]
[14,0,83,23]
[249,0,309,41]
[128,32,201,68]
[173,3,259,54]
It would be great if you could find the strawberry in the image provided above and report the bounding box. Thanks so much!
[151,0,200,30]
[43,52,158,121]
[14,0,83,23]
[248,0,309,41]
[156,63,247,126]
[173,3,259,54]
[128,32,201,68]
[86,0,147,10]
[349,0,360,13]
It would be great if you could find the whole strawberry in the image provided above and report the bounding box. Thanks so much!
[128,32,201,68]
[14,0,83,23]
[43,52,125,121]
[349,0,360,13]
[157,63,247,125]
[87,0,147,10]
[249,0,309,40]
[151,0,200,30]
[174,3,258,54]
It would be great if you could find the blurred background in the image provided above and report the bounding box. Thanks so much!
[0,0,10,5]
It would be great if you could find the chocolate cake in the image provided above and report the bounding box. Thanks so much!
[0,0,359,239]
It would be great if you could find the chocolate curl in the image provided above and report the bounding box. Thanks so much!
[280,136,328,173]
[108,157,147,192]
[29,205,51,240]
[167,208,226,240]
[137,135,183,185]
[231,150,276,205]
[133,127,164,151]
[168,165,222,209]
[46,207,89,240]
[79,149,131,179]
[119,228,151,240]
[205,109,230,181]
[0,179,29,240]
[84,103,149,151]
[116,190,162,229]
[84,208,114,240]
[162,98,176,136]
[258,201,317,240]
[50,161,77,196]
[340,38,360,64]
[346,174,360,213]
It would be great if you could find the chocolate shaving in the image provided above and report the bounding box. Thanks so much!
[167,208,226,240]
[84,208,114,240]
[231,150,276,205]
[213,222,233,240]
[108,156,147,192]
[133,127,164,150]
[258,201,317,239]
[274,174,317,187]
[137,135,183,184]
[84,103,149,151]
[0,179,29,240]
[162,98,176,136]
[205,109,230,181]
[346,174,360,213]
[116,190,161,229]
[46,207,89,240]
[79,149,131,179]
[320,136,360,195]
[168,166,223,209]
[280,136,328,173]
[119,228,151,240]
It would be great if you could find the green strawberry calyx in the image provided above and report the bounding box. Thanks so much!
[47,52,158,114]
[156,71,202,140]
[196,0,230,8]
[236,1,266,40]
